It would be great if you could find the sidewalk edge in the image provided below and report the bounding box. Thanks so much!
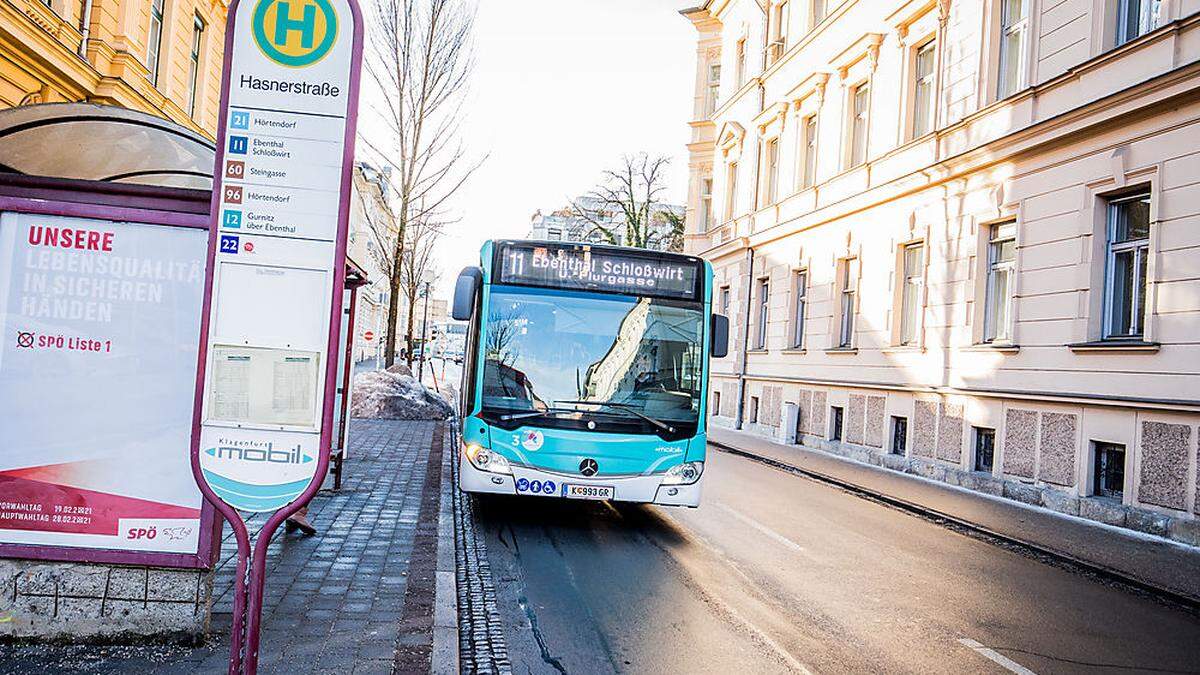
[710,438,1200,611]
[431,423,459,675]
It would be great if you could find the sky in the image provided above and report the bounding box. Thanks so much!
[430,0,698,295]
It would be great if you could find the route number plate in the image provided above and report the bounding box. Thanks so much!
[565,484,614,500]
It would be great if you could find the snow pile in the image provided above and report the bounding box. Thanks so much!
[351,369,452,420]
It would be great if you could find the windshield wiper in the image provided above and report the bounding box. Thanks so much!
[497,406,579,422]
[555,400,676,433]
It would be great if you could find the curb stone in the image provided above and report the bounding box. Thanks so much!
[432,424,459,675]
[451,433,513,674]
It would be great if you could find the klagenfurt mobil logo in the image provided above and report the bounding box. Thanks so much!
[252,0,338,68]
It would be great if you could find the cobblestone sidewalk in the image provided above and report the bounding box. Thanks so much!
[0,419,444,675]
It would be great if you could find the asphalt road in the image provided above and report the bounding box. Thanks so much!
[474,449,1200,674]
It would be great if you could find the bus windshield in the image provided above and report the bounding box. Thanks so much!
[481,286,704,429]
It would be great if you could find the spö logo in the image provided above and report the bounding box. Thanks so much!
[252,0,337,68]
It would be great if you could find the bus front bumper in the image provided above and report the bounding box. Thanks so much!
[458,452,702,507]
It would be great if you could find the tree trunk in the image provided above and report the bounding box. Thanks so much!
[404,293,418,368]
[383,272,403,367]
[383,210,408,368]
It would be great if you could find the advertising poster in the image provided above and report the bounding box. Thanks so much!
[0,211,207,554]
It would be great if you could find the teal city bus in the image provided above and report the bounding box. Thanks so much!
[450,240,728,507]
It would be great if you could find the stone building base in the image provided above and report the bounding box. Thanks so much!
[770,430,1200,548]
[0,560,213,642]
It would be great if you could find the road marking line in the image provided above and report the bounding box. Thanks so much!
[958,638,1038,675]
[715,503,813,558]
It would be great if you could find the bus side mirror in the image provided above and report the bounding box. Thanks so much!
[710,314,729,358]
[452,266,482,321]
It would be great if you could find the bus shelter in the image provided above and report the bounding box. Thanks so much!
[0,103,362,574]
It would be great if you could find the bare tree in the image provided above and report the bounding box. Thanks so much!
[363,0,480,366]
[660,209,686,253]
[572,153,674,249]
[398,216,440,366]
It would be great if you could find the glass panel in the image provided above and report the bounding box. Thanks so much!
[766,140,779,203]
[901,283,918,344]
[482,289,704,424]
[1002,0,1026,25]
[1111,248,1136,336]
[987,267,1011,341]
[802,116,818,188]
[999,28,1023,97]
[793,273,806,347]
[1120,0,1143,43]
[840,293,854,346]
[851,86,869,166]
[904,244,924,275]
[1134,245,1148,335]
[1114,196,1151,242]
[995,238,1016,263]
[812,0,826,24]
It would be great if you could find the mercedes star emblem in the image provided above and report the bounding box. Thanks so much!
[579,458,598,477]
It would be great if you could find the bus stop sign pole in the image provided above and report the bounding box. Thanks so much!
[187,0,362,672]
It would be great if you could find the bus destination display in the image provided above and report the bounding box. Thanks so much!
[497,242,701,300]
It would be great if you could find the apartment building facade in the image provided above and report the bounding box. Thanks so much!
[682,0,1200,544]
[1,0,227,137]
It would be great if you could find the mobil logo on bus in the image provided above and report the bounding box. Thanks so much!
[252,0,338,68]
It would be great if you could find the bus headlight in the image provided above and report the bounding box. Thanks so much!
[464,443,512,475]
[662,461,703,485]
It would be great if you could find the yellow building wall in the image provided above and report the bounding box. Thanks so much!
[0,0,227,139]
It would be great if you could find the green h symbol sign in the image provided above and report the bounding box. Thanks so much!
[273,1,317,49]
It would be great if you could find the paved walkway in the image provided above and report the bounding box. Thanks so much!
[0,420,444,675]
[709,426,1200,604]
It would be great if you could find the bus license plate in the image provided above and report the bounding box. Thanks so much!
[565,484,614,500]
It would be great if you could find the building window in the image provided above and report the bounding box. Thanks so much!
[720,285,731,315]
[147,0,166,86]
[799,114,818,189]
[735,38,747,88]
[1093,442,1126,500]
[891,416,908,455]
[973,427,996,472]
[769,0,789,62]
[547,228,562,240]
[912,41,936,138]
[713,391,721,416]
[764,138,780,205]
[838,257,858,348]
[848,83,870,168]
[1104,193,1151,339]
[791,270,807,348]
[899,242,924,346]
[811,0,827,28]
[700,177,714,231]
[755,278,770,350]
[830,406,843,440]
[984,221,1016,342]
[997,0,1028,99]
[749,395,760,423]
[705,63,722,117]
[725,161,739,220]
[1116,0,1161,46]
[187,14,206,117]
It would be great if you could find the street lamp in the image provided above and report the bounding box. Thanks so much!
[418,276,432,381]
